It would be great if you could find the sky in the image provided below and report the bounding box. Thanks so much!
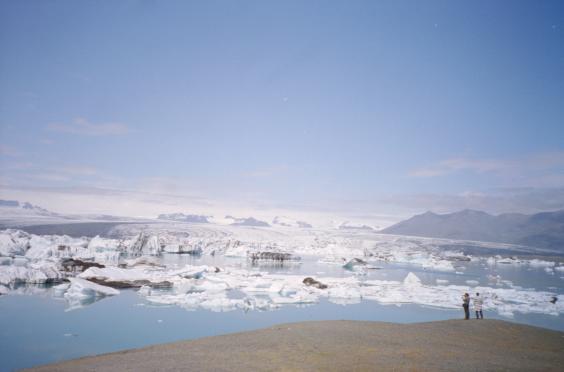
[1,0,563,225]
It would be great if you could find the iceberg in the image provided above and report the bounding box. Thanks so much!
[0,230,30,256]
[403,272,422,287]
[63,278,120,310]
[0,262,64,285]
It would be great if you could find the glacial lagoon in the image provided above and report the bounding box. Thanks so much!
[1,225,563,371]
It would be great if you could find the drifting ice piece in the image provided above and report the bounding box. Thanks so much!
[343,258,367,271]
[403,272,422,287]
[65,278,119,299]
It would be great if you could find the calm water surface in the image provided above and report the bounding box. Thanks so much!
[1,254,563,372]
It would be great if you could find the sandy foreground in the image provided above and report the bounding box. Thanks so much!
[24,319,564,372]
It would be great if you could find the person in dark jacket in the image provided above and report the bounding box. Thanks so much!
[462,293,470,319]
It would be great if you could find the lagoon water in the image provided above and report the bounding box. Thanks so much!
[1,254,563,372]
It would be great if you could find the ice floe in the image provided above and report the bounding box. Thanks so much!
[63,278,120,310]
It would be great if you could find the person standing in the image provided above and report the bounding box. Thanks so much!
[462,293,470,320]
[474,292,484,319]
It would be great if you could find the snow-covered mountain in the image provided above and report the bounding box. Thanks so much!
[157,213,210,223]
[272,216,312,228]
[0,199,141,227]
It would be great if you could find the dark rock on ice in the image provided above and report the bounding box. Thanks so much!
[303,277,328,289]
[87,278,173,289]
[61,259,105,273]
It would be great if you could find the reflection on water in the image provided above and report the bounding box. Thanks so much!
[1,288,562,372]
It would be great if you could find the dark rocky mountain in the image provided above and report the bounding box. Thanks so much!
[157,213,210,223]
[226,216,270,227]
[381,209,564,250]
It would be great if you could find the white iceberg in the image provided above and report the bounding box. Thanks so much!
[63,278,120,310]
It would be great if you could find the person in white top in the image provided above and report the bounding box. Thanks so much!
[474,292,484,319]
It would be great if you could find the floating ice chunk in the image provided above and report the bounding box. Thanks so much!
[0,262,64,285]
[466,280,479,286]
[13,257,28,266]
[487,274,501,282]
[52,282,70,296]
[138,285,152,296]
[129,233,161,256]
[500,280,513,287]
[25,236,54,260]
[442,251,471,262]
[421,259,455,272]
[486,256,522,265]
[555,266,564,272]
[0,284,8,295]
[343,258,367,271]
[163,244,202,255]
[328,286,362,305]
[271,290,319,305]
[124,256,163,267]
[497,257,521,264]
[80,266,148,282]
[403,272,422,287]
[223,244,248,258]
[528,259,555,268]
[64,277,119,309]
[88,236,118,252]
[0,230,30,256]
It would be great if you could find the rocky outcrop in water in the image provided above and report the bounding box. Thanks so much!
[303,277,328,289]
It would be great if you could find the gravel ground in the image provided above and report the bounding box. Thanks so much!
[24,319,564,372]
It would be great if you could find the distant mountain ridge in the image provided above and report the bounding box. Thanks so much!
[0,199,58,216]
[225,215,270,227]
[157,213,210,223]
[0,199,139,226]
[272,216,312,228]
[381,209,564,250]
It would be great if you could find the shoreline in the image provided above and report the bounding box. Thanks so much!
[23,319,564,371]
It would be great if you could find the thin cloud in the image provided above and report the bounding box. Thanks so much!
[410,152,564,181]
[58,165,99,176]
[0,145,21,157]
[47,117,130,136]
[410,158,508,177]
[379,187,564,215]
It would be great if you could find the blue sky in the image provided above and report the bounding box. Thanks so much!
[1,0,563,223]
